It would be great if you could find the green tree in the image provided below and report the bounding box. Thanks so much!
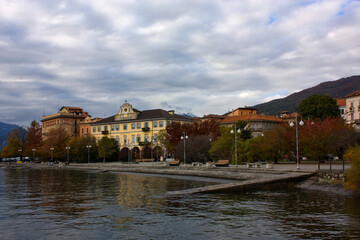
[5,128,26,157]
[298,94,339,120]
[209,126,233,161]
[69,136,97,163]
[98,136,118,163]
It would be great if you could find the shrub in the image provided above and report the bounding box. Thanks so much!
[345,145,360,194]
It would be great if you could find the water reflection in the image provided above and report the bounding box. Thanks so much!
[1,168,360,240]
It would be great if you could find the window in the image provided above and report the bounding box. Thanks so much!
[116,125,119,131]
[159,121,164,128]
[131,123,135,129]
[111,125,114,131]
[144,134,149,141]
[351,113,354,121]
[116,136,120,145]
[93,127,96,132]
[136,134,141,143]
[153,121,158,128]
[86,128,88,133]
[97,126,101,132]
[137,123,141,129]
[124,135,127,144]
[132,135,135,143]
[123,124,127,130]
[166,120,171,126]
[104,126,108,131]
[97,137,101,143]
[144,122,149,128]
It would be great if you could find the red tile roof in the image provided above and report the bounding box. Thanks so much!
[335,98,346,106]
[344,90,360,98]
[221,114,284,124]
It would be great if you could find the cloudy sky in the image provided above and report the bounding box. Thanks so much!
[1,0,359,126]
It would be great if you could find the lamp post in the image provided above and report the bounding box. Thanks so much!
[230,127,241,166]
[289,118,304,170]
[86,144,91,164]
[18,148,22,162]
[180,132,188,166]
[50,147,54,162]
[32,148,36,162]
[66,146,70,163]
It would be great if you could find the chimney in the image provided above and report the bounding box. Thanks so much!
[168,110,175,115]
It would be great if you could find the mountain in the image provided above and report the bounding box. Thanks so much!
[181,113,198,118]
[0,122,20,150]
[253,75,360,116]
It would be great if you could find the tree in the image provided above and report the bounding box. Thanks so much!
[298,94,339,120]
[344,145,360,194]
[209,126,234,162]
[166,119,220,154]
[69,136,97,163]
[5,128,27,157]
[98,136,118,163]
[174,135,212,163]
[42,127,70,161]
[24,120,42,157]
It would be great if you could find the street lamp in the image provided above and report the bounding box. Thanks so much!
[230,127,241,166]
[86,144,91,164]
[180,132,188,166]
[50,147,54,162]
[18,148,22,162]
[289,118,304,170]
[66,146,71,163]
[32,148,36,162]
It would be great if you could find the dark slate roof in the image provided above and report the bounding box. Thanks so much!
[91,109,192,125]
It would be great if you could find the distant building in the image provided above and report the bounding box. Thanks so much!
[41,106,90,138]
[90,101,192,159]
[221,114,284,137]
[335,98,346,119]
[226,107,257,117]
[79,116,103,137]
[344,89,360,129]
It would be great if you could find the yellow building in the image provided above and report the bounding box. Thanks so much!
[90,101,192,159]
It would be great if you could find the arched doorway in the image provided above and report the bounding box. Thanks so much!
[120,147,130,162]
[142,146,151,159]
[132,147,140,160]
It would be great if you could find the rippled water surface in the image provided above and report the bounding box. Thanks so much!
[1,168,360,240]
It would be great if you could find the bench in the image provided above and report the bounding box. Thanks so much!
[215,160,229,167]
[246,162,261,168]
[169,160,180,166]
[136,159,154,162]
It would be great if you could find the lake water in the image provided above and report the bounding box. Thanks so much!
[0,167,360,240]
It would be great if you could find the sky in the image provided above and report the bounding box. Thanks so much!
[0,0,359,126]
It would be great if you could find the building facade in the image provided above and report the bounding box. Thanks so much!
[79,116,103,137]
[221,114,284,137]
[90,101,192,159]
[344,90,360,129]
[41,106,90,138]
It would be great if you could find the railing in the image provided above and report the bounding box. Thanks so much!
[101,130,109,134]
[142,127,150,132]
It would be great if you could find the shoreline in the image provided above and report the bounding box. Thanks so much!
[0,162,356,196]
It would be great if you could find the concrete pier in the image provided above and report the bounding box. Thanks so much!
[167,171,314,195]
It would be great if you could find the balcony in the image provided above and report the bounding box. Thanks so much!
[139,141,151,146]
[142,127,150,132]
[101,130,109,135]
